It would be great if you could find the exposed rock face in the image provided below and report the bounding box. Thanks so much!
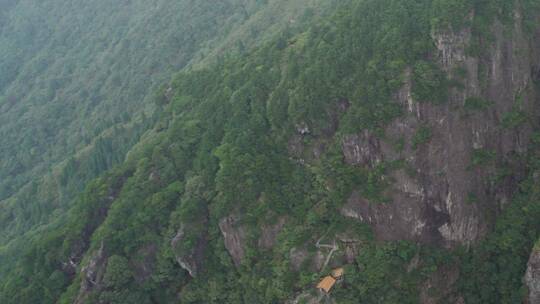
[432,17,471,72]
[288,98,350,163]
[342,131,382,167]
[62,174,128,282]
[75,242,107,304]
[219,215,247,266]
[341,188,444,244]
[524,247,540,304]
[296,122,311,135]
[218,215,287,267]
[341,14,540,248]
[164,86,174,103]
[336,233,362,264]
[171,224,208,277]
[258,217,287,249]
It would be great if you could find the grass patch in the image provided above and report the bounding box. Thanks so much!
[470,148,496,168]
[464,96,492,112]
[412,125,432,149]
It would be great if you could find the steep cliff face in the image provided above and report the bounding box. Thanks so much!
[525,244,540,304]
[75,242,107,304]
[172,223,207,277]
[218,215,287,266]
[219,215,248,267]
[341,12,540,248]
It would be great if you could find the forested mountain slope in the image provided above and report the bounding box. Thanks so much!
[2,0,540,303]
[0,0,339,274]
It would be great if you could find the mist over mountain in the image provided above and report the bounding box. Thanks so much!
[1,1,540,303]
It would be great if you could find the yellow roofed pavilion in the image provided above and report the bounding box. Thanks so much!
[317,276,336,293]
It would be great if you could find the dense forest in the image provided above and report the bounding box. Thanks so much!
[0,0,338,280]
[1,0,540,303]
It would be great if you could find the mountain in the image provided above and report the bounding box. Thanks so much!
[0,0,338,280]
[1,0,540,303]
[0,0,342,237]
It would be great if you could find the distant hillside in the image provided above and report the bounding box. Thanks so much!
[1,0,540,303]
[0,0,339,256]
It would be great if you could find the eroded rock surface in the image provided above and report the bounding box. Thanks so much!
[171,224,208,277]
[258,217,287,249]
[219,215,247,266]
[342,131,382,167]
[525,246,540,304]
[341,16,540,248]
[75,242,107,304]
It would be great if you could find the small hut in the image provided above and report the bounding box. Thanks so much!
[316,276,336,293]
[316,267,345,293]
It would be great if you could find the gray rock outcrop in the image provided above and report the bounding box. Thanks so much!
[219,215,247,266]
[525,246,540,304]
[341,13,540,248]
